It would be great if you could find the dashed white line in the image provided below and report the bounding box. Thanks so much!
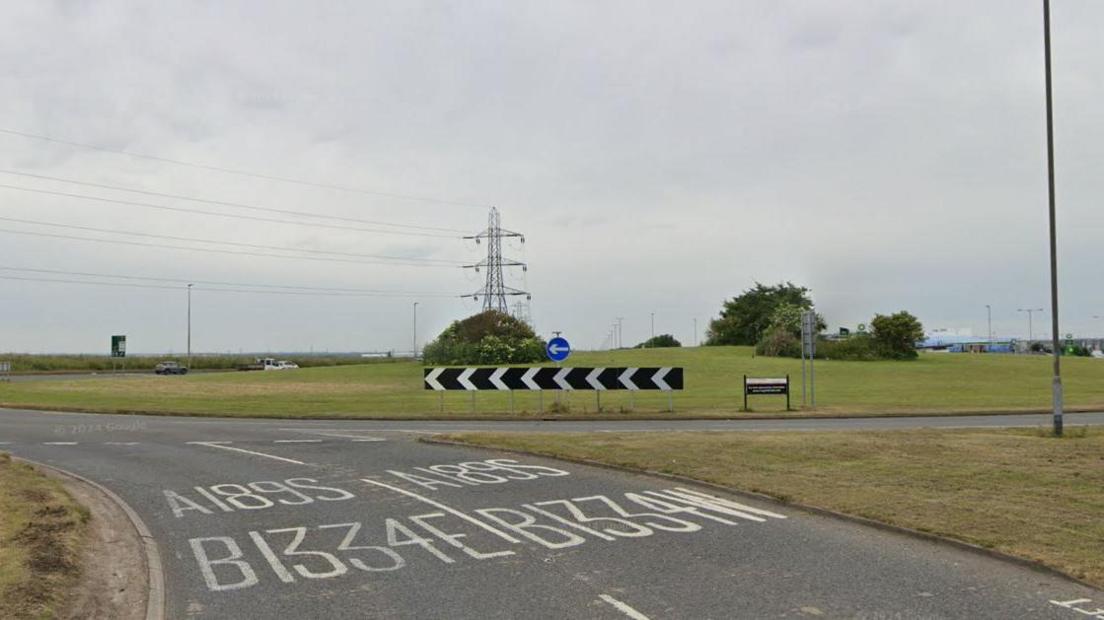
[43,441,78,446]
[599,594,651,620]
[186,441,309,465]
[273,439,323,444]
[105,442,140,446]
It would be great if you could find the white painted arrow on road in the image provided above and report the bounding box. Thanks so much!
[425,368,446,391]
[619,368,639,390]
[554,368,573,390]
[586,368,606,390]
[490,368,510,390]
[458,368,478,391]
[654,367,673,391]
[521,368,541,390]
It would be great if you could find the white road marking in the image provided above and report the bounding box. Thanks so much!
[0,441,12,445]
[44,441,78,445]
[359,478,521,543]
[599,594,651,620]
[105,442,140,446]
[273,440,323,444]
[284,431,386,442]
[187,442,309,466]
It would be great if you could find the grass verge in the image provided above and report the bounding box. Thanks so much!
[0,347,1102,419]
[436,427,1104,588]
[0,454,90,619]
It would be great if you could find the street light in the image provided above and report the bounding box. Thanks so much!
[1042,0,1063,436]
[412,302,419,359]
[186,283,194,370]
[650,312,655,339]
[985,305,992,344]
[1018,308,1043,342]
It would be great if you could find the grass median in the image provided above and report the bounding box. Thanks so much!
[436,427,1104,587]
[0,454,89,619]
[1,347,1102,418]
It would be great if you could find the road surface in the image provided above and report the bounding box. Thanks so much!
[1,407,1101,619]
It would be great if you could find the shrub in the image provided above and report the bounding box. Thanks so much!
[635,334,682,348]
[755,327,802,358]
[422,311,546,365]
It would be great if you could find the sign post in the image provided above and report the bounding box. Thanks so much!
[801,311,817,409]
[0,360,11,382]
[546,337,571,410]
[111,335,127,375]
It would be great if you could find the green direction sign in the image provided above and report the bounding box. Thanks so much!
[111,335,127,358]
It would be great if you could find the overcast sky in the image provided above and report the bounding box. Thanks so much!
[1,1,1101,354]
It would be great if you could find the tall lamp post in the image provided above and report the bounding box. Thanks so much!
[186,283,194,370]
[412,302,419,359]
[1042,0,1064,436]
[650,312,655,339]
[985,305,993,345]
[1018,308,1043,343]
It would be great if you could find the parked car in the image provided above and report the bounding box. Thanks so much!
[276,361,299,370]
[154,361,188,375]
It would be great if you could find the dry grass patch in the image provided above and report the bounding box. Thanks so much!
[440,427,1104,587]
[0,454,89,619]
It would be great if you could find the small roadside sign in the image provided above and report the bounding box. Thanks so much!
[546,337,571,363]
[744,375,791,411]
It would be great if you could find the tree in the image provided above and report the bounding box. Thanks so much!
[422,311,546,365]
[870,311,924,359]
[706,282,822,346]
[635,334,682,348]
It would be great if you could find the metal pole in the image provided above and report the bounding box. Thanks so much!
[187,284,193,369]
[693,318,698,346]
[412,302,418,359]
[743,374,748,412]
[651,312,655,340]
[1043,0,1063,435]
[986,304,992,346]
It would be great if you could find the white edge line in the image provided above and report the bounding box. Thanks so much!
[188,441,308,465]
[599,594,651,620]
[44,441,78,445]
[14,457,165,620]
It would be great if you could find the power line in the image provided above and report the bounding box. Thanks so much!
[0,183,460,239]
[0,266,452,295]
[0,169,468,234]
[0,127,488,208]
[0,273,458,298]
[0,215,463,266]
[0,227,457,269]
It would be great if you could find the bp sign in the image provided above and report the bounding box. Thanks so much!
[111,335,127,358]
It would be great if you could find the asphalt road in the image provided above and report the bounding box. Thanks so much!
[1,407,1101,619]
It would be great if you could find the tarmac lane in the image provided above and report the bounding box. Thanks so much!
[0,408,1101,618]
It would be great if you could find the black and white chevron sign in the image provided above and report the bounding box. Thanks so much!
[423,367,683,391]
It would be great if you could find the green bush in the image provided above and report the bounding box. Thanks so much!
[755,327,801,358]
[422,311,546,366]
[635,334,682,348]
[813,336,884,361]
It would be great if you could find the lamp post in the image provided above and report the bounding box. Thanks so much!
[1042,0,1063,435]
[412,302,419,359]
[985,305,992,344]
[186,283,193,369]
[650,312,655,339]
[1018,308,1043,342]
